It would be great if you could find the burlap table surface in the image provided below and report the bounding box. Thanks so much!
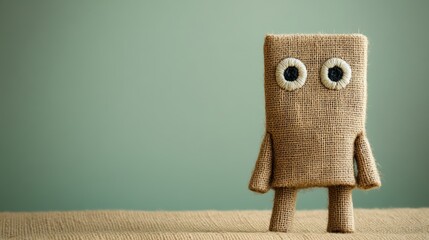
[1,208,428,240]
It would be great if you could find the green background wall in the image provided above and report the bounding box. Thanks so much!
[1,0,428,211]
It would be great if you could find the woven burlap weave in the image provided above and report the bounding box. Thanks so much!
[1,209,428,239]
[248,34,381,233]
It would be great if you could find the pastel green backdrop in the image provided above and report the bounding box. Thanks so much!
[1,0,428,211]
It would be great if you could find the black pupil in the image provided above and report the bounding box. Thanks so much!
[328,66,343,82]
[283,66,299,81]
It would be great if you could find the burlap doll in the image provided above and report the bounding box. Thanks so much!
[248,34,381,233]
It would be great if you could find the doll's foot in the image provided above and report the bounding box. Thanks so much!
[327,224,354,233]
[269,213,293,232]
[269,222,292,232]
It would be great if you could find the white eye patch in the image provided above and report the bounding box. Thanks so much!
[276,58,307,91]
[320,58,352,90]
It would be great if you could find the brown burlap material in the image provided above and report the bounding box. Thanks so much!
[1,209,428,239]
[269,186,355,233]
[249,34,381,190]
[269,187,298,232]
[327,186,354,233]
[248,34,381,233]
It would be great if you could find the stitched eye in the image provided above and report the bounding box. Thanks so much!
[320,58,352,90]
[276,58,307,91]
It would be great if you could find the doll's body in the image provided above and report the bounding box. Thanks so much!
[249,34,381,233]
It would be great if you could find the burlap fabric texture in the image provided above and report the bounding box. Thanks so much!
[249,34,381,233]
[1,209,428,239]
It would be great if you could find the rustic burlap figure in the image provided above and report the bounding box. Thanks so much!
[249,34,381,233]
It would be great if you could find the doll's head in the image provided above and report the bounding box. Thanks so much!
[263,34,368,135]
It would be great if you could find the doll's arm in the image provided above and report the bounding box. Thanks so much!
[249,132,273,194]
[354,133,381,190]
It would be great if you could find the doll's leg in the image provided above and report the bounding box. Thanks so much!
[327,186,354,233]
[269,187,297,232]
